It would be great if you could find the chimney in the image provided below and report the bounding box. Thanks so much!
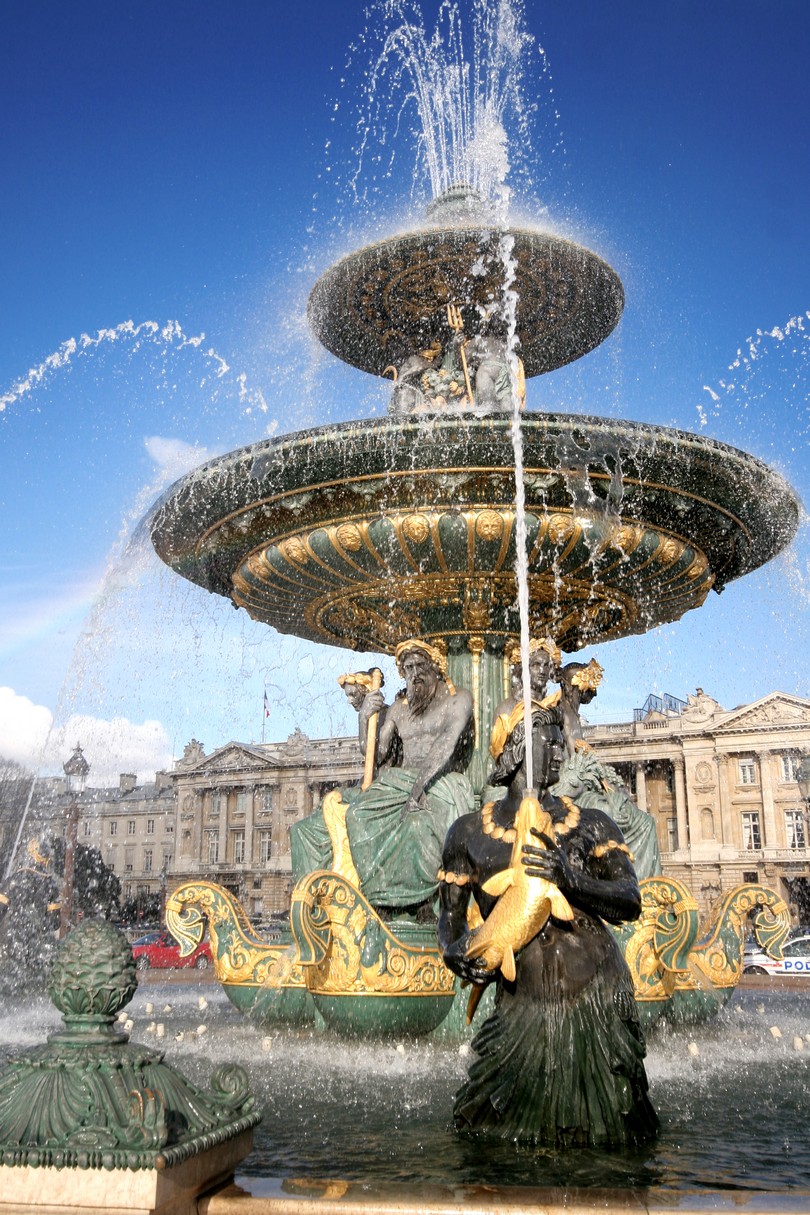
[155,770,171,791]
[119,773,137,794]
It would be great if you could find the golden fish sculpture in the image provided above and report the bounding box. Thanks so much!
[465,794,574,1020]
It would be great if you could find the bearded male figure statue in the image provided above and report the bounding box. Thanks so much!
[291,640,475,918]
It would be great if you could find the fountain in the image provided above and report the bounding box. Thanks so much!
[150,174,798,1034]
[3,0,808,1208]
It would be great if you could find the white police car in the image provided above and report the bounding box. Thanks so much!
[744,934,810,976]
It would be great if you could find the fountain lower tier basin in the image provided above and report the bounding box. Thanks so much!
[3,984,809,1200]
[150,413,800,655]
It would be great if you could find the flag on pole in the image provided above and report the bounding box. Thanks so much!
[263,691,271,718]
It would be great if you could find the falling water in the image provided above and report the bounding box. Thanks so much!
[0,318,266,417]
[355,0,544,783]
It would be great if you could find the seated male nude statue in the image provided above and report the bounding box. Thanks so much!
[291,639,475,919]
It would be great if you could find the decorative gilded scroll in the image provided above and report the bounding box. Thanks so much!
[165,881,305,990]
[615,879,789,1006]
[290,869,456,998]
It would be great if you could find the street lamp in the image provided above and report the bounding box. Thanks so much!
[61,744,90,938]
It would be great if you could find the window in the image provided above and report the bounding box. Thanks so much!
[233,830,246,864]
[83,821,91,837]
[785,810,806,850]
[206,832,219,866]
[741,811,762,850]
[739,758,757,786]
[666,817,678,852]
[143,849,153,873]
[127,820,136,835]
[165,821,174,833]
[146,818,155,834]
[260,830,273,864]
[664,765,675,795]
[236,791,249,816]
[162,851,173,870]
[262,787,275,813]
[211,792,221,816]
[782,755,802,783]
[109,821,118,836]
[743,870,759,884]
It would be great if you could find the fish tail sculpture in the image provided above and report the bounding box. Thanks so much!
[465,794,574,995]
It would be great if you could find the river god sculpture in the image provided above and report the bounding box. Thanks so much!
[291,638,474,917]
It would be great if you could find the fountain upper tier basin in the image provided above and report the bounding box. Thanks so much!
[149,413,800,656]
[307,219,624,378]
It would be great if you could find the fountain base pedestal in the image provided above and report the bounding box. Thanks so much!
[0,1130,253,1215]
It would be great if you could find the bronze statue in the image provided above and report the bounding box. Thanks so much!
[438,707,657,1146]
[291,639,474,917]
[489,637,561,766]
[558,658,604,756]
[552,747,663,883]
[385,304,525,415]
[552,657,663,881]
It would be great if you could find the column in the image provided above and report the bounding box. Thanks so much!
[244,785,255,865]
[217,788,229,866]
[757,751,777,848]
[635,763,648,813]
[673,757,689,851]
[715,754,731,847]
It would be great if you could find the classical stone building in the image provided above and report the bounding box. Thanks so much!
[168,731,363,924]
[3,687,807,926]
[584,689,810,917]
[0,769,175,913]
[163,689,810,923]
[83,773,175,909]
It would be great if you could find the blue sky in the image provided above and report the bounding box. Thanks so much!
[1,1,808,782]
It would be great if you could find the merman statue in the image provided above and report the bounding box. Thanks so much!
[438,706,657,1147]
[291,639,474,919]
[384,303,525,415]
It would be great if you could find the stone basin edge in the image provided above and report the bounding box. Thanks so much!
[200,1178,810,1215]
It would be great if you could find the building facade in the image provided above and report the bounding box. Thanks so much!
[583,689,810,916]
[3,688,808,925]
[168,731,363,925]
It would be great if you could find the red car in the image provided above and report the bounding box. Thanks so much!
[131,931,212,971]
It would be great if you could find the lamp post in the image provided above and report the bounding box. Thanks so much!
[159,856,170,923]
[61,744,90,938]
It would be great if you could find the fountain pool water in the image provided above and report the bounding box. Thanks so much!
[2,979,807,1193]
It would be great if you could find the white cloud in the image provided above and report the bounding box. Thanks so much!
[0,688,51,766]
[144,436,215,481]
[0,687,173,785]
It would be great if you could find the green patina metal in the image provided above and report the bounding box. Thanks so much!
[150,189,800,1049]
[307,219,625,379]
[0,920,260,1170]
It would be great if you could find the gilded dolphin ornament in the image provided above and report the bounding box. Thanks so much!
[465,794,574,996]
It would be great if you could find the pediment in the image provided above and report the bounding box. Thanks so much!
[182,742,279,774]
[716,692,810,732]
